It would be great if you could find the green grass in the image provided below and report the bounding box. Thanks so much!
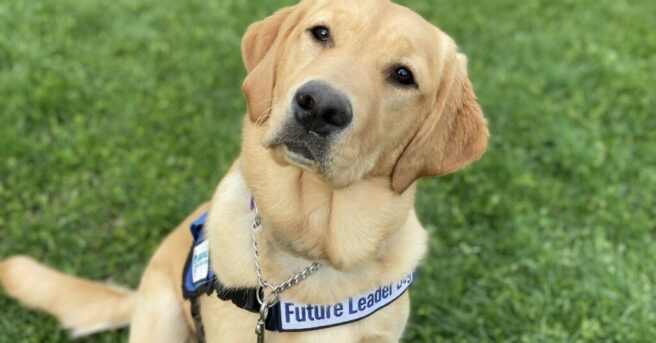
[1,0,655,341]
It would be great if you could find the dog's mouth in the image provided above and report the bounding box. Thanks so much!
[284,141,314,161]
[265,120,328,173]
[281,141,319,170]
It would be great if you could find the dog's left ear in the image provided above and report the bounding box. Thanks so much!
[241,6,298,123]
[391,52,489,193]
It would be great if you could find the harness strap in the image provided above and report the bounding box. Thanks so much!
[214,283,261,312]
[190,297,206,343]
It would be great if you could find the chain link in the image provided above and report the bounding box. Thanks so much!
[251,199,321,307]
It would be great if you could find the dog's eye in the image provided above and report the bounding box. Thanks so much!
[393,67,415,86]
[309,26,330,42]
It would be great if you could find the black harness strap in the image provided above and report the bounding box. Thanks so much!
[214,282,262,313]
[190,297,206,343]
[187,278,273,342]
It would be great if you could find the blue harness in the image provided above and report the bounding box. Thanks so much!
[182,210,415,340]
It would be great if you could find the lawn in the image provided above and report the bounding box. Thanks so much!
[1,0,655,342]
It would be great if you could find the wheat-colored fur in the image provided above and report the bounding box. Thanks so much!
[0,0,488,342]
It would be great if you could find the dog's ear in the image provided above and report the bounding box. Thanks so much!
[391,52,489,193]
[241,6,298,123]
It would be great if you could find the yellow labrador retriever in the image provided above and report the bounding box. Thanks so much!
[0,0,488,342]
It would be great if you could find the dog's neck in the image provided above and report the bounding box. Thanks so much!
[241,121,420,270]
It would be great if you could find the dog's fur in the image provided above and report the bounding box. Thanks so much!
[0,0,488,342]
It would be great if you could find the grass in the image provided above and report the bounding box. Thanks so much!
[0,0,655,342]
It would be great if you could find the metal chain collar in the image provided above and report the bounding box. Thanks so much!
[250,200,321,307]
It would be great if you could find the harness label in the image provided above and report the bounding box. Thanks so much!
[278,272,414,331]
[192,240,210,284]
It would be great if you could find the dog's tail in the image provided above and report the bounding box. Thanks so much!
[0,255,135,337]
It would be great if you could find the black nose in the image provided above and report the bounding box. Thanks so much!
[293,81,353,136]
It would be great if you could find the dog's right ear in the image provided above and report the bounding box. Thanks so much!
[241,6,298,123]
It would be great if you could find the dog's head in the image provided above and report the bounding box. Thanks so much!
[242,0,488,193]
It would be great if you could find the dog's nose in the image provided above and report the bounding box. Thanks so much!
[293,81,352,136]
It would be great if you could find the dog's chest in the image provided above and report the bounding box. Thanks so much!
[196,170,413,342]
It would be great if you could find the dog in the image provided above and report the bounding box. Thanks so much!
[0,0,488,342]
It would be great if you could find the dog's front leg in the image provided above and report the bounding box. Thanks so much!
[129,266,195,343]
[128,205,207,342]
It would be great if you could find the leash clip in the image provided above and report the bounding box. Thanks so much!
[255,300,269,343]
